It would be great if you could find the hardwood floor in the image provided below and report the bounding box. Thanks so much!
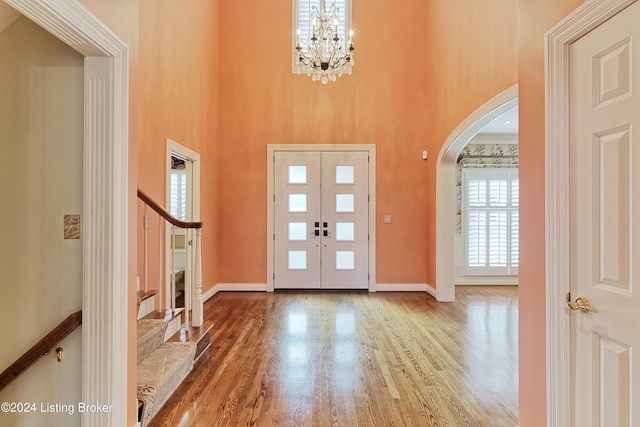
[150,286,518,427]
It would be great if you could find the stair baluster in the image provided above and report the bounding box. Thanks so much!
[192,228,203,327]
[157,215,164,310]
[143,204,148,292]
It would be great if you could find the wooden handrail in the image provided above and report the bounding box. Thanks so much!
[137,189,203,229]
[0,310,82,391]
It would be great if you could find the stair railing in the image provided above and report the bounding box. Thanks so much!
[138,189,205,327]
[0,311,82,391]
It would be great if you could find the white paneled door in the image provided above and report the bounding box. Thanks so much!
[569,2,640,425]
[274,151,369,289]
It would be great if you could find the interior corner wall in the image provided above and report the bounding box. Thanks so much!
[216,1,517,287]
[423,1,519,289]
[517,0,585,425]
[0,15,84,425]
[136,0,220,293]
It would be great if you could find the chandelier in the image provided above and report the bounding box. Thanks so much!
[295,0,354,84]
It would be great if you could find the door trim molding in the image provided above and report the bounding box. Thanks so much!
[4,0,130,425]
[545,1,635,425]
[166,139,201,313]
[266,144,376,292]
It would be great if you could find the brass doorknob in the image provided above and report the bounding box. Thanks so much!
[567,296,598,313]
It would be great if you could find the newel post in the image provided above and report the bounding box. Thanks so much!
[192,228,204,327]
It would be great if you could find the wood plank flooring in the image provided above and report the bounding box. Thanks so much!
[149,286,518,427]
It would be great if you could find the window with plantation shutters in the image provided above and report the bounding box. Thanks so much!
[292,0,351,73]
[463,168,519,276]
[170,168,187,221]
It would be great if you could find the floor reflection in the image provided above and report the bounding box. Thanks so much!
[152,289,520,426]
[464,290,518,404]
[281,300,362,400]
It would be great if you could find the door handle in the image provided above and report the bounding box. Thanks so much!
[567,296,598,313]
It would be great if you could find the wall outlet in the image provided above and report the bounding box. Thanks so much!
[384,215,392,224]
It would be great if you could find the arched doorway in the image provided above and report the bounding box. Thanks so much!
[435,85,518,301]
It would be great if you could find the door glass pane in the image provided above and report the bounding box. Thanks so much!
[335,222,355,241]
[289,194,307,212]
[288,250,307,270]
[289,165,307,184]
[336,165,355,184]
[288,222,307,241]
[336,194,355,212]
[336,250,355,270]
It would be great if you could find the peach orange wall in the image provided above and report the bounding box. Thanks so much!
[137,0,220,292]
[517,0,584,426]
[423,0,519,287]
[77,1,139,425]
[217,0,430,284]
[216,1,516,286]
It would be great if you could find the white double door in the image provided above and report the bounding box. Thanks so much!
[274,150,369,289]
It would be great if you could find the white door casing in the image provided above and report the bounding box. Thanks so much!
[570,2,639,424]
[3,0,130,425]
[166,139,201,315]
[274,150,369,289]
[546,0,638,425]
[267,144,376,292]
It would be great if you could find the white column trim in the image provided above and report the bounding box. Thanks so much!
[544,1,635,425]
[4,1,129,426]
[266,144,376,292]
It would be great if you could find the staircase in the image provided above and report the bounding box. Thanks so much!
[136,290,213,427]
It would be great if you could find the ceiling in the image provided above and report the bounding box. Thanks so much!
[478,107,518,134]
[0,3,21,34]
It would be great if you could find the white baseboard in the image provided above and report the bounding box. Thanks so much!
[375,283,435,295]
[425,283,437,298]
[202,283,268,302]
[216,283,268,292]
[455,276,518,285]
[203,283,439,301]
